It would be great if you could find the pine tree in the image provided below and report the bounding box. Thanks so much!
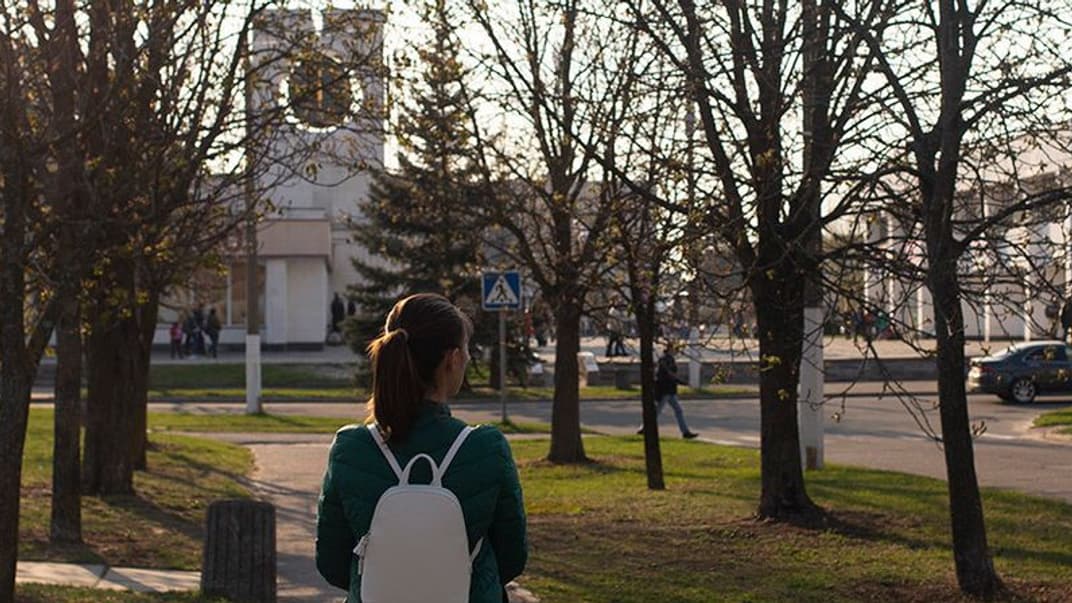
[348,0,483,334]
[347,0,539,388]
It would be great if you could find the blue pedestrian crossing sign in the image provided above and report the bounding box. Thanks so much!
[482,271,522,310]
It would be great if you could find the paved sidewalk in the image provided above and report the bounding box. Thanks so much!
[16,561,199,592]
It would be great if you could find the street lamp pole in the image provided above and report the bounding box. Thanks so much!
[799,0,825,469]
[244,35,262,415]
[684,107,702,389]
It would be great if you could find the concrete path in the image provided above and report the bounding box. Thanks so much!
[16,561,200,592]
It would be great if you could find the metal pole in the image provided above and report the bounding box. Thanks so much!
[499,308,508,423]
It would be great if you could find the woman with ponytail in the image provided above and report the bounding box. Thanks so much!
[316,293,528,602]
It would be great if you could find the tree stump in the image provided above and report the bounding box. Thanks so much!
[201,499,276,602]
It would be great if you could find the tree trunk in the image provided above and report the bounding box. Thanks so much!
[753,276,817,519]
[0,366,33,603]
[47,0,85,545]
[51,296,83,544]
[130,294,159,470]
[548,298,587,463]
[635,294,664,490]
[930,263,1002,597]
[83,316,141,495]
[201,499,277,602]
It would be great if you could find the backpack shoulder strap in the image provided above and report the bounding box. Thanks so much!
[367,424,403,481]
[435,426,474,483]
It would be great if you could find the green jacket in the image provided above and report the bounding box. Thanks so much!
[316,402,528,603]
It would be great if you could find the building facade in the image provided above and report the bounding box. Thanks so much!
[156,7,385,350]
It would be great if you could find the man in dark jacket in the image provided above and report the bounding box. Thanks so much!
[638,345,698,439]
[205,308,222,358]
[1061,298,1072,343]
[330,292,346,333]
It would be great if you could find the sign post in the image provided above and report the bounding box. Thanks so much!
[483,271,522,424]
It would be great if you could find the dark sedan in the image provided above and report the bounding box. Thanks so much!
[967,341,1072,403]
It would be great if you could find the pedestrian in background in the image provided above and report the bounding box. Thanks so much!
[1061,298,1072,343]
[206,308,222,358]
[330,292,345,333]
[639,344,698,439]
[169,321,184,359]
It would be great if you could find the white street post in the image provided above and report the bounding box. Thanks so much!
[499,308,507,423]
[688,327,701,389]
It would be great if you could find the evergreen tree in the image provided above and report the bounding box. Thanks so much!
[349,0,483,338]
[347,0,535,385]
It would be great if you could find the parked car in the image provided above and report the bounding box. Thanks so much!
[967,341,1072,403]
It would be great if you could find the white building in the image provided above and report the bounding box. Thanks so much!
[864,153,1072,341]
[156,7,385,350]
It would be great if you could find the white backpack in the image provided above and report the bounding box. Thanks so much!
[355,424,483,603]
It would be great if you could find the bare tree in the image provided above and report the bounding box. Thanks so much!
[833,0,1072,595]
[461,0,637,463]
[0,7,62,599]
[610,0,902,518]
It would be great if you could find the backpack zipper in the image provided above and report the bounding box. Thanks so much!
[354,533,370,575]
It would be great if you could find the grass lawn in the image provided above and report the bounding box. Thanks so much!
[148,363,354,389]
[146,383,753,402]
[147,413,563,435]
[146,361,755,401]
[20,409,252,570]
[509,437,1072,602]
[20,414,1072,601]
[1034,407,1072,434]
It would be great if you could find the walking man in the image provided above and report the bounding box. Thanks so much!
[1061,297,1072,343]
[638,344,698,439]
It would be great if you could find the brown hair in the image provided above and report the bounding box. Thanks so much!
[366,293,472,442]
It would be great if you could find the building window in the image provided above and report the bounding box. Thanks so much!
[159,268,230,326]
[159,263,264,328]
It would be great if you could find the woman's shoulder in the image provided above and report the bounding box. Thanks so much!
[458,423,515,466]
[328,423,376,459]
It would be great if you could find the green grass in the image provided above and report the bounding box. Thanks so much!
[146,413,569,436]
[21,412,1072,601]
[147,387,359,400]
[1034,407,1072,434]
[148,363,353,389]
[146,383,753,402]
[508,437,1072,602]
[148,411,357,433]
[20,409,253,570]
[147,359,755,400]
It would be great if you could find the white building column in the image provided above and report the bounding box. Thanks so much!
[265,258,288,346]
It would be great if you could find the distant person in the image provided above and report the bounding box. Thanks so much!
[182,311,199,357]
[347,297,357,317]
[605,308,627,357]
[192,303,207,355]
[638,345,698,439]
[330,292,345,333]
[169,321,184,359]
[316,293,527,602]
[1061,298,1072,343]
[532,311,547,347]
[206,308,222,358]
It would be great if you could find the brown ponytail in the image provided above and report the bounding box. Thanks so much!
[366,293,472,443]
